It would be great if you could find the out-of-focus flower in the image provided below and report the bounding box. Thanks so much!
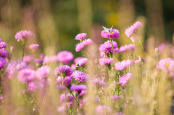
[57,51,74,64]
[76,58,88,66]
[36,65,51,80]
[23,55,32,63]
[29,44,39,50]
[125,21,143,37]
[56,76,72,86]
[75,39,93,52]
[75,33,87,40]
[119,44,136,53]
[115,60,134,70]
[17,68,36,84]
[119,73,133,86]
[157,58,174,72]
[15,30,35,42]
[54,65,73,76]
[134,56,145,64]
[111,96,120,101]
[0,57,6,69]
[99,58,113,65]
[43,55,57,64]
[93,78,107,87]
[72,70,87,83]
[35,58,43,66]
[0,41,7,49]
[99,40,119,57]
[0,48,9,58]
[101,28,120,39]
[70,85,87,91]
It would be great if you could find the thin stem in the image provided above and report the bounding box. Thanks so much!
[139,39,144,51]
[110,39,114,54]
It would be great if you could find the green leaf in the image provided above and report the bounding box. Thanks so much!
[102,26,110,33]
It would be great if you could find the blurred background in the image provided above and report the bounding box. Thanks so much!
[0,0,173,58]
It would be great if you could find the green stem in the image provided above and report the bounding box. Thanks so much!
[110,39,114,55]
[139,39,144,50]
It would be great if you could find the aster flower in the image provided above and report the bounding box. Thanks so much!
[57,85,66,90]
[0,57,6,69]
[99,58,113,65]
[0,48,9,58]
[119,73,133,86]
[93,78,107,87]
[57,51,74,64]
[75,33,87,40]
[99,40,119,57]
[76,58,88,66]
[70,85,87,91]
[156,58,174,72]
[75,39,93,52]
[54,65,73,76]
[119,44,136,53]
[57,76,72,86]
[125,21,143,37]
[115,60,134,70]
[101,27,120,39]
[35,58,43,66]
[23,55,32,63]
[15,30,35,42]
[0,41,7,49]
[36,65,51,80]
[17,68,36,84]
[71,70,87,83]
[29,44,39,50]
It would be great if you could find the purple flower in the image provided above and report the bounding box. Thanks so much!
[35,58,43,65]
[54,65,73,76]
[70,85,87,91]
[57,85,66,90]
[15,30,35,42]
[156,58,174,72]
[119,44,136,53]
[93,78,107,87]
[75,33,87,40]
[28,82,37,92]
[76,58,88,66]
[111,96,120,101]
[75,39,93,52]
[115,60,134,70]
[72,70,87,83]
[29,44,39,50]
[0,48,9,58]
[0,57,6,69]
[119,73,133,86]
[0,41,7,49]
[56,76,72,86]
[36,65,51,80]
[17,68,36,84]
[99,40,119,57]
[101,28,120,39]
[125,21,143,37]
[57,51,74,64]
[99,58,113,65]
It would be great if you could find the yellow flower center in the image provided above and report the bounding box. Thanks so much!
[166,63,170,68]
[106,44,111,47]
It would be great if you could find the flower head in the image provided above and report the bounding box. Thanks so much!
[56,76,72,86]
[99,58,113,65]
[54,65,73,76]
[0,57,6,69]
[29,44,39,50]
[119,73,133,86]
[119,44,136,53]
[0,41,7,49]
[115,60,134,70]
[15,30,35,42]
[75,39,93,52]
[72,70,87,83]
[125,21,143,37]
[75,33,87,40]
[156,58,174,72]
[36,65,51,80]
[76,58,88,66]
[57,51,74,64]
[17,68,36,84]
[70,85,87,91]
[23,55,32,63]
[99,40,119,57]
[0,48,9,58]
[101,28,120,39]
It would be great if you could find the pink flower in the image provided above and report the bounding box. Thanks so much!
[76,58,88,66]
[119,44,136,53]
[15,30,35,42]
[56,76,72,86]
[29,44,39,50]
[115,60,134,70]
[99,40,119,57]
[17,68,36,84]
[75,33,87,40]
[156,58,174,72]
[54,65,73,76]
[0,57,6,69]
[72,70,87,83]
[43,55,57,64]
[70,85,87,91]
[101,28,120,39]
[99,58,113,65]
[57,51,74,64]
[75,39,93,52]
[119,73,133,86]
[23,55,32,63]
[36,65,51,80]
[93,78,107,87]
[125,21,143,37]
[134,56,145,64]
